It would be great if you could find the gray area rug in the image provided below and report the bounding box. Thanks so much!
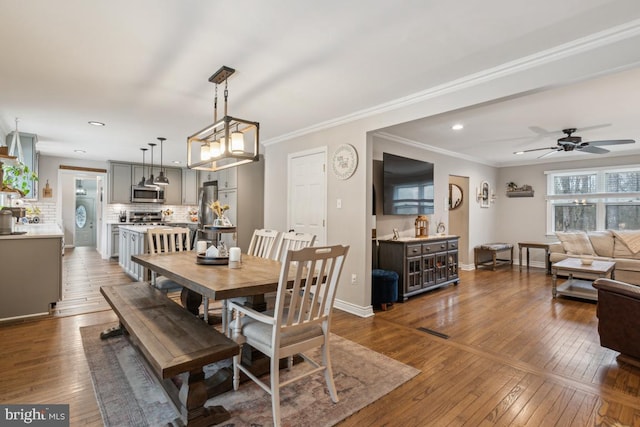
[81,323,419,426]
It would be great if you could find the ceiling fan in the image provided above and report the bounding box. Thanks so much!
[514,128,635,158]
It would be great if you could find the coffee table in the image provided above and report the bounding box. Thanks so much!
[552,258,616,301]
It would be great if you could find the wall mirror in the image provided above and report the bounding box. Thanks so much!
[449,183,463,210]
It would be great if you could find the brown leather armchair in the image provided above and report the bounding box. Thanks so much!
[593,278,640,367]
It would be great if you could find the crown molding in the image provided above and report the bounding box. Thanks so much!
[373,131,498,167]
[263,19,640,148]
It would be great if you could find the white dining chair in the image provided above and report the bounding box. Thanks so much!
[228,244,349,427]
[247,229,281,259]
[273,231,316,263]
[146,227,191,292]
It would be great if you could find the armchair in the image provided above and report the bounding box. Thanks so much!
[592,278,640,367]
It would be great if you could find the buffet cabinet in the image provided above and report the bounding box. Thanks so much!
[378,236,459,301]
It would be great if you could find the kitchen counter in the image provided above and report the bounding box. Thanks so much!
[0,223,64,239]
[0,223,63,320]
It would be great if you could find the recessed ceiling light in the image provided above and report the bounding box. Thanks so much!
[74,149,86,154]
[514,151,524,155]
[88,121,105,126]
[172,160,181,164]
[451,124,464,131]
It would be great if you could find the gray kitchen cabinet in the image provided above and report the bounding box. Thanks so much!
[118,226,147,281]
[5,132,38,199]
[109,224,120,258]
[163,167,183,205]
[132,165,147,186]
[182,168,198,205]
[109,162,132,203]
[217,168,237,189]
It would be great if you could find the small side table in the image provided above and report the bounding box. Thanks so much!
[518,242,558,274]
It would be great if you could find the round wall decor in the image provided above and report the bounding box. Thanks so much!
[331,144,358,180]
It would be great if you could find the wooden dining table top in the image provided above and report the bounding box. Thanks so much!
[132,251,285,301]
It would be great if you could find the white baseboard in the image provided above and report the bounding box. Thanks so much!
[334,298,374,318]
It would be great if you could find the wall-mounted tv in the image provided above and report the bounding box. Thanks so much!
[383,152,434,215]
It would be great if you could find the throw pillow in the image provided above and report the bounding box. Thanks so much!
[556,231,595,256]
[612,230,640,254]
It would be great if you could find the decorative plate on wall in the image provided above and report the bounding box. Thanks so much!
[332,144,358,180]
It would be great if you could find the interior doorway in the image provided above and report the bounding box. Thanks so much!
[448,175,470,266]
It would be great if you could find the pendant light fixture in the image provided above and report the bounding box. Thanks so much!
[187,65,259,172]
[138,148,148,186]
[75,179,87,196]
[154,137,169,185]
[145,143,157,187]
[9,118,24,163]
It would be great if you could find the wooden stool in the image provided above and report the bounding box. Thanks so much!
[474,243,514,270]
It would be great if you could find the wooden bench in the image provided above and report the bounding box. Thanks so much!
[474,243,514,271]
[100,282,239,426]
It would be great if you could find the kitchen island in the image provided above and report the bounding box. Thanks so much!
[0,224,64,320]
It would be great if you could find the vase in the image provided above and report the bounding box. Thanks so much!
[214,215,232,227]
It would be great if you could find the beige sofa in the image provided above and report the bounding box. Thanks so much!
[550,230,640,285]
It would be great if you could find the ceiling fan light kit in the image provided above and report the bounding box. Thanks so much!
[515,127,635,159]
[187,65,259,172]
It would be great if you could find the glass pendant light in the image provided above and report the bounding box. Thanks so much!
[154,137,169,186]
[231,127,245,154]
[200,143,211,160]
[145,143,157,187]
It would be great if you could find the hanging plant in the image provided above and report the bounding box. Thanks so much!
[1,161,38,197]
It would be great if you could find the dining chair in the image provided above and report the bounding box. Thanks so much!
[273,231,316,263]
[228,244,349,427]
[247,229,282,259]
[146,226,190,294]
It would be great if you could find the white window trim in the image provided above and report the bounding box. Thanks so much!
[545,164,640,234]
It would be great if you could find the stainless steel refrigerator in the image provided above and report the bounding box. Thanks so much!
[197,180,218,241]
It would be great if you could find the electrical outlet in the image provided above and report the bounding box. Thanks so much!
[351,273,357,285]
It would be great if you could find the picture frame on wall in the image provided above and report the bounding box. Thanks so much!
[480,181,490,208]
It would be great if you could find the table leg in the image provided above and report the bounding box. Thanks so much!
[180,288,203,316]
[552,268,558,298]
[519,246,523,272]
[526,248,530,271]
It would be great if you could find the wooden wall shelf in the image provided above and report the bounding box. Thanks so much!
[506,190,534,198]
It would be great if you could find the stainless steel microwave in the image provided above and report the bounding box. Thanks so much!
[131,185,165,203]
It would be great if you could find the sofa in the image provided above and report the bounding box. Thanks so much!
[593,278,640,366]
[549,230,640,285]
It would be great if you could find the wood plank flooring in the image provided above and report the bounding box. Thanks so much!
[1,248,639,426]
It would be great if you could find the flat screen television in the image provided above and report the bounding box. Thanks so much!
[383,153,434,215]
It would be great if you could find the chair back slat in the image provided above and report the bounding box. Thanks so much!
[247,229,281,259]
[273,245,349,339]
[147,227,191,255]
[274,231,316,263]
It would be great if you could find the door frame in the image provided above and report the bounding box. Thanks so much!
[287,146,327,246]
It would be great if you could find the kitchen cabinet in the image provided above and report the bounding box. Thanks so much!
[182,169,198,205]
[163,167,183,205]
[132,165,147,186]
[0,225,63,320]
[5,132,38,199]
[118,226,147,281]
[217,168,237,189]
[217,189,238,248]
[108,224,120,258]
[108,162,132,203]
[378,236,459,302]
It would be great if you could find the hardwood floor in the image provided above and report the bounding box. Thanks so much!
[1,249,639,426]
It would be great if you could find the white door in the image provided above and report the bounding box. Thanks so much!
[288,148,326,246]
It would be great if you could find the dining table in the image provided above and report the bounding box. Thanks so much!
[132,251,287,328]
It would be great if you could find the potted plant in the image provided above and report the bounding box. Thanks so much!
[1,160,38,197]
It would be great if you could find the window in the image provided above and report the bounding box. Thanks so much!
[546,166,640,232]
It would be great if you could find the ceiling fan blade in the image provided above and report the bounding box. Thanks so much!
[587,139,635,147]
[579,145,609,154]
[516,146,558,153]
[537,149,560,159]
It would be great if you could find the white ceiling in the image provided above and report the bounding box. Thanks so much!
[1,0,640,167]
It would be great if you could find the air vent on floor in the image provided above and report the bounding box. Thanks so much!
[417,327,450,339]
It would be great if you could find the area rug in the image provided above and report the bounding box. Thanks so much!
[81,323,419,426]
